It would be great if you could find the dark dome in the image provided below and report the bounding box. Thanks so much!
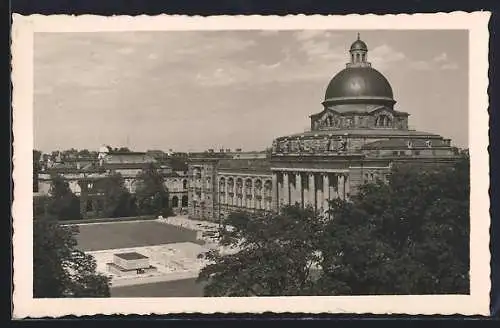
[350,39,368,51]
[324,67,394,105]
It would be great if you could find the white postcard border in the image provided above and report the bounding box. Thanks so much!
[12,12,491,318]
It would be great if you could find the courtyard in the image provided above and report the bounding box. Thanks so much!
[111,278,205,297]
[75,219,200,252]
[72,217,222,297]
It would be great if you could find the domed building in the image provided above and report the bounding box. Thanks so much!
[187,34,460,220]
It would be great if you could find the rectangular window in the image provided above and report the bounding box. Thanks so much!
[414,151,420,155]
[392,151,398,156]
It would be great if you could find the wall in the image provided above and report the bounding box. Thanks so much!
[188,160,218,221]
[113,255,149,270]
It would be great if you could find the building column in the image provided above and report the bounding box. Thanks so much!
[277,173,283,208]
[329,174,337,200]
[283,172,290,206]
[323,174,330,210]
[251,180,256,209]
[338,174,345,200]
[289,173,297,206]
[344,174,350,200]
[224,180,228,205]
[242,182,246,208]
[317,175,323,212]
[296,173,303,208]
[231,178,236,206]
[308,173,315,209]
[272,173,278,211]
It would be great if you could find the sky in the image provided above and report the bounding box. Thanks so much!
[34,30,469,153]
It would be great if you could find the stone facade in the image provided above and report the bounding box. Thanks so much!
[186,35,462,222]
[36,151,189,218]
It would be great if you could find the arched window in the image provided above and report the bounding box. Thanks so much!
[376,115,392,127]
[356,53,360,62]
[254,179,262,195]
[182,179,187,190]
[172,196,179,208]
[236,178,243,194]
[245,178,253,194]
[86,199,93,211]
[181,195,188,207]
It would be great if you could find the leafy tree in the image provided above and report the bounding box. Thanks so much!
[33,150,42,192]
[198,155,469,296]
[135,164,172,217]
[34,214,111,297]
[107,146,131,153]
[33,195,50,219]
[94,173,137,218]
[46,174,81,220]
[197,206,324,296]
[78,149,91,158]
[62,148,79,159]
[50,150,60,160]
[316,157,469,295]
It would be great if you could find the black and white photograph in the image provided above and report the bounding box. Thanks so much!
[12,13,491,317]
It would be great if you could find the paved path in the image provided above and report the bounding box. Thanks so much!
[111,278,205,298]
[110,270,200,288]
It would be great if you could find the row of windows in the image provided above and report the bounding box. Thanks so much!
[392,150,421,156]
[364,172,390,182]
[351,53,366,63]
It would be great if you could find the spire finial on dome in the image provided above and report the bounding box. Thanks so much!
[357,32,360,40]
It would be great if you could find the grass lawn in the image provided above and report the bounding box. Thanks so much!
[75,221,199,251]
[111,278,206,297]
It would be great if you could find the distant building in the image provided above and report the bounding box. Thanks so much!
[36,35,461,222]
[36,149,189,218]
[187,35,461,221]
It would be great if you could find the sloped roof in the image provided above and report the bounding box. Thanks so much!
[103,163,150,170]
[104,153,156,164]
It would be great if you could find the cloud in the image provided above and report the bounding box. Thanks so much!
[259,62,281,70]
[301,40,336,60]
[195,67,251,87]
[293,30,345,62]
[294,30,334,41]
[117,47,134,55]
[409,60,432,71]
[431,52,459,70]
[433,52,448,62]
[369,44,406,70]
[440,62,459,70]
[430,52,458,70]
[369,46,459,72]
